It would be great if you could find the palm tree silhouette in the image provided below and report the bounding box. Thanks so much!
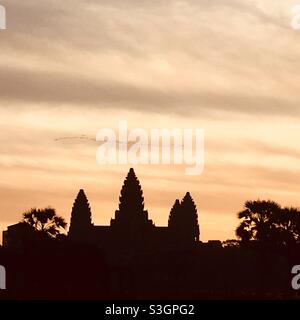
[22,207,67,238]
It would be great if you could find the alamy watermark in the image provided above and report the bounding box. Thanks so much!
[0,265,6,290]
[292,265,300,290]
[0,5,6,30]
[96,121,204,175]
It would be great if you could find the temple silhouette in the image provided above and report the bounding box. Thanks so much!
[68,168,200,252]
[0,168,296,299]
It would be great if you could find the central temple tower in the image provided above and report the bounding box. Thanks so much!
[110,168,155,247]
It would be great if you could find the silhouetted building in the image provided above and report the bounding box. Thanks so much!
[68,168,200,252]
[69,189,93,243]
[1,168,295,299]
[168,193,200,247]
[2,223,32,252]
[205,240,223,249]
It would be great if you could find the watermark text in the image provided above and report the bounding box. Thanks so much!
[0,265,6,290]
[292,265,300,290]
[96,121,204,176]
[0,5,6,30]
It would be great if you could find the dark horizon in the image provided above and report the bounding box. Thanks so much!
[1,167,300,299]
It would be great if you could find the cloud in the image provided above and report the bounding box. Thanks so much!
[1,0,300,241]
[0,0,299,117]
[1,64,300,117]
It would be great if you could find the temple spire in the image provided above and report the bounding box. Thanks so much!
[168,192,200,245]
[168,199,181,229]
[181,192,200,242]
[69,189,92,241]
[111,168,153,230]
[119,168,144,214]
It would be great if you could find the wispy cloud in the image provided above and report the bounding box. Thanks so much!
[1,0,300,241]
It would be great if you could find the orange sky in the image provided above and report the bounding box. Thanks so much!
[1,0,300,242]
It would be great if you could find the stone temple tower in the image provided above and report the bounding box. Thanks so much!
[110,168,154,247]
[69,189,93,242]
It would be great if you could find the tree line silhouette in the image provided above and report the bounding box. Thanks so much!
[236,200,300,250]
[0,169,300,299]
